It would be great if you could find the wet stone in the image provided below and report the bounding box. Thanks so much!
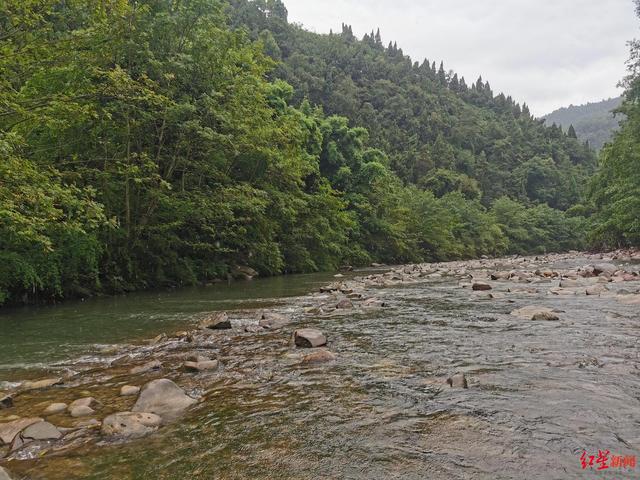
[101,412,161,438]
[472,282,492,291]
[200,312,231,330]
[69,406,95,418]
[21,378,63,391]
[183,360,219,372]
[120,385,140,397]
[0,418,43,445]
[44,403,68,415]
[447,373,468,389]
[301,350,337,364]
[129,359,162,375]
[132,379,197,423]
[21,421,62,441]
[294,328,327,348]
[0,466,11,480]
[69,397,100,410]
[258,312,290,329]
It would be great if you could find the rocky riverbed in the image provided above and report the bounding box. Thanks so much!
[1,250,639,479]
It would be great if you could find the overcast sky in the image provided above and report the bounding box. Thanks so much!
[285,0,638,116]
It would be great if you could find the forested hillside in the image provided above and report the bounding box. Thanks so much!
[230,0,597,209]
[0,0,595,306]
[589,2,640,248]
[543,97,624,151]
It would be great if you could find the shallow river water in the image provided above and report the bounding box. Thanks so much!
[1,255,639,479]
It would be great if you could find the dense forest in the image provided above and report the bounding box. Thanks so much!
[544,97,624,151]
[0,0,635,306]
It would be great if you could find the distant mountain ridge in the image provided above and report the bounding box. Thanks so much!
[543,97,624,150]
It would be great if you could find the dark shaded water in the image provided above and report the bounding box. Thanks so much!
[1,257,639,479]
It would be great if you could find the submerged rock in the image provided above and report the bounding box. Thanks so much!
[510,305,555,320]
[532,312,560,321]
[593,263,617,276]
[200,312,231,330]
[472,282,492,291]
[129,359,162,375]
[585,284,608,296]
[120,385,140,397]
[447,373,468,389]
[293,328,327,348]
[69,397,100,411]
[101,412,161,438]
[335,298,353,309]
[301,350,337,364]
[132,379,197,423]
[258,312,290,329]
[44,403,68,415]
[69,406,95,418]
[21,378,63,391]
[183,360,219,372]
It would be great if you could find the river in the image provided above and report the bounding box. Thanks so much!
[0,253,639,479]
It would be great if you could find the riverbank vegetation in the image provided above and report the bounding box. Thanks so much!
[0,0,635,306]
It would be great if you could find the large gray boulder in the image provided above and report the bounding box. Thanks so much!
[101,412,161,438]
[0,466,13,480]
[132,379,196,422]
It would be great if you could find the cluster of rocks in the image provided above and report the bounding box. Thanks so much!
[0,304,341,476]
[1,248,638,477]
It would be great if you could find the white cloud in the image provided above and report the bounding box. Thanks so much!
[285,0,639,115]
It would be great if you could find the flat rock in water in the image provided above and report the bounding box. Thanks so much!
[447,373,468,389]
[129,360,162,375]
[301,350,337,364]
[44,403,68,415]
[335,298,353,309]
[532,312,560,321]
[21,421,62,441]
[472,282,492,291]
[120,385,140,397]
[0,467,12,480]
[510,305,555,320]
[183,360,218,372]
[294,328,327,348]
[200,312,231,330]
[69,406,95,418]
[593,263,617,276]
[101,412,162,438]
[132,379,196,423]
[69,397,100,410]
[21,378,63,391]
[586,284,607,296]
[618,294,640,305]
[0,418,43,445]
[258,312,290,329]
